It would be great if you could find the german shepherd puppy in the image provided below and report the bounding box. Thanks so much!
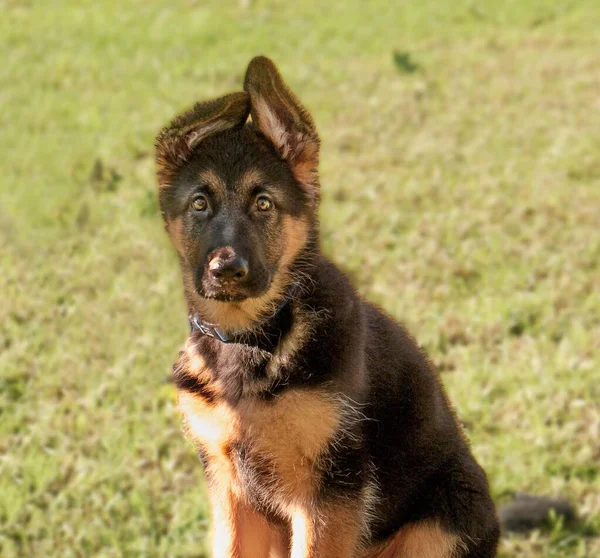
[155,57,500,557]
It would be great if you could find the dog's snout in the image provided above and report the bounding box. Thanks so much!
[208,251,249,283]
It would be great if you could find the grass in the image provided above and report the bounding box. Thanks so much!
[1,0,599,556]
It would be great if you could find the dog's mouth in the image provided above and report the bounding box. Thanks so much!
[202,291,249,303]
[196,281,251,303]
[197,274,272,304]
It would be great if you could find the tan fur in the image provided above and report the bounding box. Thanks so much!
[178,391,237,491]
[166,216,185,256]
[364,521,465,558]
[252,96,293,159]
[279,214,309,268]
[179,374,385,557]
[191,215,308,330]
[177,344,220,400]
[210,487,237,558]
[184,339,210,376]
[290,508,314,558]
[197,168,227,194]
[209,486,277,558]
[177,292,463,558]
[292,138,319,188]
[251,97,319,191]
[291,505,364,558]
[243,390,341,508]
[317,506,364,558]
[179,387,341,509]
[238,167,266,192]
[268,527,291,558]
[234,500,274,558]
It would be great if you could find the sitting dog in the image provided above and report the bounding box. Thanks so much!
[155,56,500,557]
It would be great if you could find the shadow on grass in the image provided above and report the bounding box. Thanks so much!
[392,50,421,74]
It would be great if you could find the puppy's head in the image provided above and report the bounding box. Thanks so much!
[156,57,320,328]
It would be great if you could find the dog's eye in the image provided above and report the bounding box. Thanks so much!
[191,196,208,212]
[256,195,273,212]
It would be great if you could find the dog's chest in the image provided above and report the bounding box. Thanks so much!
[177,382,341,509]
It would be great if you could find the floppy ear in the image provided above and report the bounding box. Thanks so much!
[244,56,320,201]
[155,92,250,187]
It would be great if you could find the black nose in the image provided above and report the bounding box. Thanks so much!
[208,254,249,282]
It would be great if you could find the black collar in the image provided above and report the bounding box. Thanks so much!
[188,285,298,349]
[188,314,232,342]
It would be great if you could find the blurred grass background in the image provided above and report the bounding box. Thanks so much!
[1,0,599,556]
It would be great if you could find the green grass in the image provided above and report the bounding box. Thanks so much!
[1,0,599,556]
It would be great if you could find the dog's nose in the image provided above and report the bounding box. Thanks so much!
[208,254,249,282]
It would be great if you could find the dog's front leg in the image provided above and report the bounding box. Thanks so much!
[210,489,272,558]
[290,504,364,558]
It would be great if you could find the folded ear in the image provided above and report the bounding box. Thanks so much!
[155,92,250,187]
[244,56,320,201]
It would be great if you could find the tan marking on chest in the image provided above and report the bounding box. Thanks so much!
[178,387,341,509]
[184,341,211,378]
[175,343,218,396]
[241,390,340,504]
[178,389,241,503]
[179,390,239,453]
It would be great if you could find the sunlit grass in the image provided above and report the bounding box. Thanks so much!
[1,1,599,556]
